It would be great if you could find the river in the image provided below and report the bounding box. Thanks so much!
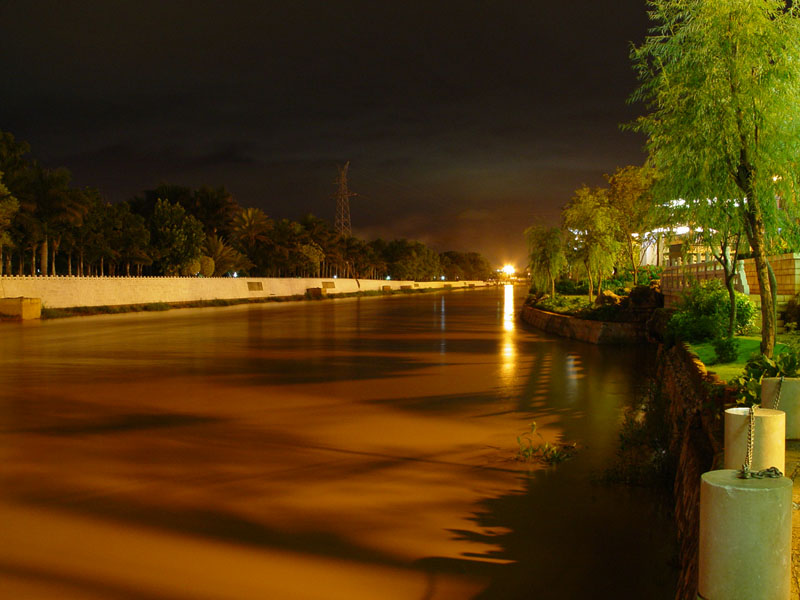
[0,285,676,599]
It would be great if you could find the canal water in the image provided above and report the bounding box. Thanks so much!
[0,285,676,599]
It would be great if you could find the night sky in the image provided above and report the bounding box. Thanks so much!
[1,1,651,267]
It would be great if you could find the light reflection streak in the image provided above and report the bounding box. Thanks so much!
[502,285,515,332]
[501,285,516,380]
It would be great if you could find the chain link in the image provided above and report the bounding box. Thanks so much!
[771,375,785,411]
[741,405,756,475]
[738,465,783,479]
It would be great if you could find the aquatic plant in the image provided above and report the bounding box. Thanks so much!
[515,421,576,466]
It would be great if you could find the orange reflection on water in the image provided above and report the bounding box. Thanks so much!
[502,284,515,333]
[0,291,547,599]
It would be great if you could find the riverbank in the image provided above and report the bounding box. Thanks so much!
[521,304,799,598]
[35,286,479,320]
[519,304,648,344]
[652,342,800,599]
[0,275,489,320]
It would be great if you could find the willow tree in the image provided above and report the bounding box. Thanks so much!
[605,165,658,285]
[630,0,800,357]
[562,185,621,301]
[525,225,566,298]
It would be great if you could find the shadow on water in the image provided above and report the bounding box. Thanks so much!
[417,340,678,599]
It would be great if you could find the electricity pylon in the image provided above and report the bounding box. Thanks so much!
[334,161,356,237]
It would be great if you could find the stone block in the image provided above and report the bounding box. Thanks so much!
[0,297,42,320]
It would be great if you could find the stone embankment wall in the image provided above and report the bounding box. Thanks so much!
[520,305,648,344]
[0,275,487,310]
[656,342,725,600]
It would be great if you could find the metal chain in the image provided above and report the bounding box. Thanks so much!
[771,375,785,411]
[740,405,756,476]
[738,466,783,479]
[737,402,783,479]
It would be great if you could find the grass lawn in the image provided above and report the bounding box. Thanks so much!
[688,335,791,383]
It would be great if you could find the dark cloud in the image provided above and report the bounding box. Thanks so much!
[0,0,650,266]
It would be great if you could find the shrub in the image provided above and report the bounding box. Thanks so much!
[783,293,800,329]
[667,279,755,342]
[554,278,589,295]
[732,348,800,405]
[712,336,739,364]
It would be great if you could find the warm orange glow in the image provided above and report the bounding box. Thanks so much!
[501,264,516,276]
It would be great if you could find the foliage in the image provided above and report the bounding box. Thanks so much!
[0,171,19,266]
[781,294,800,330]
[529,294,591,315]
[562,185,622,300]
[515,421,576,466]
[525,225,566,297]
[733,346,800,405]
[711,336,739,364]
[667,280,755,343]
[630,0,800,357]
[604,165,659,285]
[150,199,205,275]
[383,238,442,281]
[440,250,493,281]
[554,278,589,295]
[0,129,494,280]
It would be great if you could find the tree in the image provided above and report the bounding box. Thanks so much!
[231,207,272,272]
[605,165,658,285]
[0,171,20,274]
[562,185,621,301]
[204,234,252,276]
[185,185,240,237]
[28,167,88,275]
[630,0,800,356]
[671,196,748,339]
[525,225,566,298]
[149,198,204,275]
[111,202,151,276]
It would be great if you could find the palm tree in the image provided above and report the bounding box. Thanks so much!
[231,207,272,270]
[204,234,252,276]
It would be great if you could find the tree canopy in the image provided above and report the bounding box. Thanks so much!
[630,0,800,356]
[0,129,495,282]
[562,185,622,300]
[525,225,566,298]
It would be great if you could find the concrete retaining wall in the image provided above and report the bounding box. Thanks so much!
[0,276,487,309]
[520,305,648,344]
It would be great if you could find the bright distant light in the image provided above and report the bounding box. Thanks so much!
[501,264,516,276]
[675,226,691,235]
[386,275,391,280]
[440,275,446,281]
[333,275,338,279]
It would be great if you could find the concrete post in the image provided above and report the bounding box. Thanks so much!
[698,470,792,600]
[761,377,800,439]
[723,407,785,473]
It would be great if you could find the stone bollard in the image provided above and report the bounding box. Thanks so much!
[698,470,792,600]
[723,407,785,473]
[761,377,800,439]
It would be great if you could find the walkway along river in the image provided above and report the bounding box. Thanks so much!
[0,285,676,599]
